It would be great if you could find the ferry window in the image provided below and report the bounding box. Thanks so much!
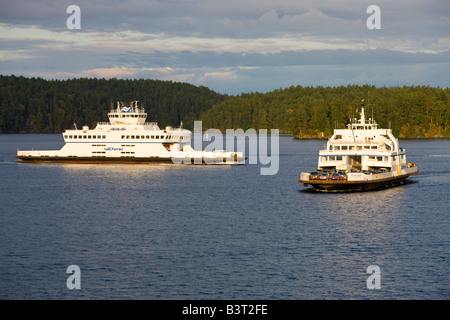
[73,136,77,139]
[146,135,149,139]
[83,135,87,139]
[357,146,362,150]
[136,136,140,139]
[364,146,370,150]
[329,156,335,161]
[371,146,377,149]
[79,135,82,139]
[321,156,326,162]
[329,146,333,150]
[69,135,72,139]
[88,135,91,139]
[349,146,354,150]
[342,146,347,150]
[151,135,155,139]
[92,135,96,139]
[102,135,106,139]
[377,157,383,161]
[369,156,375,160]
[335,146,340,150]
[334,135,342,139]
[384,157,388,161]
[131,135,135,139]
[336,156,342,161]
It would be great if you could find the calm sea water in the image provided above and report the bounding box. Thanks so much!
[0,134,449,300]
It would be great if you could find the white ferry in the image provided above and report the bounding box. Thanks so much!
[15,101,245,164]
[299,101,419,192]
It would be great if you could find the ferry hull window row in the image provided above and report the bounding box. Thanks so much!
[120,135,188,140]
[330,145,379,151]
[321,155,389,162]
[110,114,146,118]
[65,135,107,139]
[64,134,188,140]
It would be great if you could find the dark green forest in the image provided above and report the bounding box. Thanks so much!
[1,75,449,138]
[200,84,450,138]
[0,75,225,133]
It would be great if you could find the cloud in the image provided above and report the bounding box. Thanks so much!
[1,1,449,93]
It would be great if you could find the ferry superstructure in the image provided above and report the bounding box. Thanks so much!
[299,102,419,192]
[15,101,244,164]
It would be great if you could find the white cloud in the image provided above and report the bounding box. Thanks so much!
[1,1,449,93]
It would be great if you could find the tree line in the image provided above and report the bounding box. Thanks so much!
[0,75,225,133]
[1,76,449,138]
[200,84,450,138]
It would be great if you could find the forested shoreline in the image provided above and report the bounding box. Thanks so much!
[200,85,450,138]
[0,75,225,133]
[1,75,449,138]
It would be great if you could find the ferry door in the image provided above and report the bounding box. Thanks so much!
[349,156,361,169]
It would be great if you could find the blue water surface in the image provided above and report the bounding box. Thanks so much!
[0,134,449,299]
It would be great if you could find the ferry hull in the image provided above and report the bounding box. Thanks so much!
[299,172,418,193]
[14,155,245,165]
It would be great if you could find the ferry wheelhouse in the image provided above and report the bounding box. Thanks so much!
[15,101,244,164]
[299,102,419,192]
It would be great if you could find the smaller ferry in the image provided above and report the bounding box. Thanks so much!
[299,101,419,192]
[15,101,245,165]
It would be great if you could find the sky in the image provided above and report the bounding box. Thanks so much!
[0,0,449,94]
